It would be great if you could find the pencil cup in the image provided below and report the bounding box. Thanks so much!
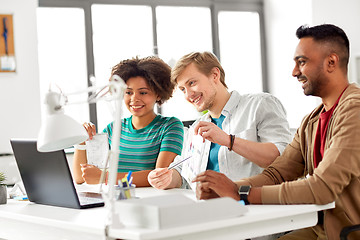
[116,184,136,200]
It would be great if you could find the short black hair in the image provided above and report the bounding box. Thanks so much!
[296,24,350,69]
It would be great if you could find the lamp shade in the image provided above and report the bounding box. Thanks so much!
[37,112,88,152]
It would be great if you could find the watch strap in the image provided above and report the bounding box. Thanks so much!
[238,185,251,205]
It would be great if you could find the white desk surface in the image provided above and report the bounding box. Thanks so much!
[0,186,335,240]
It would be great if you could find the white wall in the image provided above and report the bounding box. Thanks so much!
[312,0,360,85]
[0,0,41,153]
[264,0,360,128]
[264,0,319,129]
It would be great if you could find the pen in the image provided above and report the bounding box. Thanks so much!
[13,195,28,201]
[168,156,192,170]
[2,17,8,55]
[126,171,132,182]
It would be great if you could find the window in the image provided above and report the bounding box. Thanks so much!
[218,11,263,93]
[91,4,154,130]
[37,7,89,124]
[156,6,212,121]
[37,0,266,127]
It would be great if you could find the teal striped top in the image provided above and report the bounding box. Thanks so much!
[103,115,184,172]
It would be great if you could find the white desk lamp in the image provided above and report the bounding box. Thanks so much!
[37,75,126,237]
[37,90,89,152]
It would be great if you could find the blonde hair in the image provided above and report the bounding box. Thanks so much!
[171,51,227,88]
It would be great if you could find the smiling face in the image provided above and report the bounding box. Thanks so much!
[292,37,329,97]
[177,63,217,112]
[124,76,158,119]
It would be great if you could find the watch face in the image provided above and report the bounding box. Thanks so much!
[239,185,251,194]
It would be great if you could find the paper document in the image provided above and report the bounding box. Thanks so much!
[181,126,205,190]
[0,55,16,71]
[86,133,109,169]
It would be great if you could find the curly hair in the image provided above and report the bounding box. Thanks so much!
[111,56,174,105]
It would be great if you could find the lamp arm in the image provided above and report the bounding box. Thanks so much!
[60,83,118,107]
[49,76,126,115]
[98,77,126,233]
[63,84,109,96]
[65,75,125,99]
[106,94,122,207]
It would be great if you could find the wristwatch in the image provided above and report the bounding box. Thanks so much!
[238,185,251,205]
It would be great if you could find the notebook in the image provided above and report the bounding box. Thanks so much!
[10,139,104,209]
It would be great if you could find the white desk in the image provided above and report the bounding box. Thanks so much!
[0,187,335,240]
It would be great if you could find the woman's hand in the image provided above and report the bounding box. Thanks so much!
[80,163,102,184]
[82,122,97,140]
[148,168,173,189]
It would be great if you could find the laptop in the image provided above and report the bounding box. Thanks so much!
[10,139,104,209]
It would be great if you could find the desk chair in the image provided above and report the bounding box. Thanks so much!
[340,224,360,240]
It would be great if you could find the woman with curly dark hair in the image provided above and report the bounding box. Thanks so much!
[73,56,184,187]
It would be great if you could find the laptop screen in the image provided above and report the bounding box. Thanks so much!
[10,139,103,209]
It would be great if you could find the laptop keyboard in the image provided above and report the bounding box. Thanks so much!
[78,192,104,205]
